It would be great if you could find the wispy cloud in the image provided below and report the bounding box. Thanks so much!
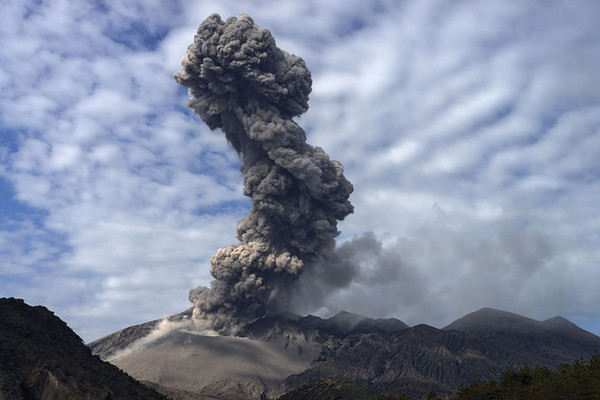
[1,0,599,341]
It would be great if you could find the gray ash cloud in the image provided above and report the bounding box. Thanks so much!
[175,14,353,335]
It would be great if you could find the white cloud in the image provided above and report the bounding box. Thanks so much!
[0,0,599,341]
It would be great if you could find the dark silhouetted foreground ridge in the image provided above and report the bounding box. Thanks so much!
[0,297,166,400]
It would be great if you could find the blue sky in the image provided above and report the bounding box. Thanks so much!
[1,0,599,342]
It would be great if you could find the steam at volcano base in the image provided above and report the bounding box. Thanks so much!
[175,14,354,335]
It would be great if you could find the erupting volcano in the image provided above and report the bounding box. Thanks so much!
[174,14,354,335]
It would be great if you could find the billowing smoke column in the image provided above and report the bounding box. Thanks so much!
[175,14,354,335]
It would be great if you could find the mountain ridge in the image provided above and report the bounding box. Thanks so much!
[0,297,166,400]
[444,307,550,334]
[88,307,600,399]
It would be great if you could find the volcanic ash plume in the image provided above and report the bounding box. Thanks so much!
[175,14,354,335]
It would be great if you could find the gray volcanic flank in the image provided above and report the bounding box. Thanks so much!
[88,308,600,399]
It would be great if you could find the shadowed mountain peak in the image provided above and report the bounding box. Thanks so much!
[237,310,410,340]
[443,307,541,334]
[541,315,600,346]
[443,308,600,347]
[317,311,409,335]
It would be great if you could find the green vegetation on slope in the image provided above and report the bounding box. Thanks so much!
[454,352,600,400]
[278,377,410,400]
[0,297,166,400]
[279,353,600,400]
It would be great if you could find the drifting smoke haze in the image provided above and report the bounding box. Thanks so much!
[175,14,354,335]
[291,208,561,326]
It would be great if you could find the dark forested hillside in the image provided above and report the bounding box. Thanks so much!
[278,353,600,400]
[278,377,409,400]
[0,297,166,400]
[453,352,600,400]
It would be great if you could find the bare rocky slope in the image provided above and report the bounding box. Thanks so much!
[88,307,600,399]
